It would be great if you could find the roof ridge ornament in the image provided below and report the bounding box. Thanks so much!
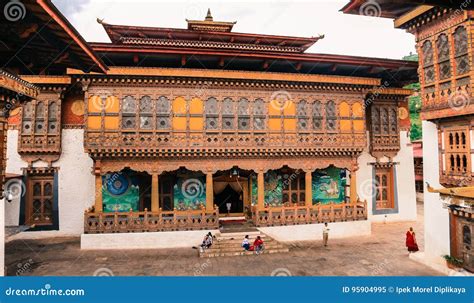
[205,8,213,21]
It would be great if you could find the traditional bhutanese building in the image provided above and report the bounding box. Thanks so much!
[342,0,474,273]
[3,2,419,249]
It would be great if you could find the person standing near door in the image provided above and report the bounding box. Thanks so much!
[226,202,232,215]
[322,222,330,247]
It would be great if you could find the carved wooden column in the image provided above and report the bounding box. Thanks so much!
[94,161,103,213]
[305,170,312,207]
[151,173,159,212]
[94,174,103,212]
[350,159,359,204]
[206,171,214,212]
[257,170,265,211]
[0,109,6,198]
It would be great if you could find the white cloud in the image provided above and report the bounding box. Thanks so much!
[52,0,416,59]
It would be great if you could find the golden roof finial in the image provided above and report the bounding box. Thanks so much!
[205,8,213,21]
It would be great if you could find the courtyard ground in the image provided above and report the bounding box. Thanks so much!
[5,202,441,276]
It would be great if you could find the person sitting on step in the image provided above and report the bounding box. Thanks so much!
[241,235,250,251]
[253,235,264,255]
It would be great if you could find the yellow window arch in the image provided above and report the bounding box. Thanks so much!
[339,101,351,132]
[172,97,187,131]
[352,102,365,132]
[189,97,204,131]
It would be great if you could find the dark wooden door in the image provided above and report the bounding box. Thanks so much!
[26,176,54,226]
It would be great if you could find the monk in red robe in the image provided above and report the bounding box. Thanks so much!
[406,227,419,253]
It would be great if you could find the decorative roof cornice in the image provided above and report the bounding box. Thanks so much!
[120,37,303,53]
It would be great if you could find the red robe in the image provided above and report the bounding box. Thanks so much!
[406,231,419,252]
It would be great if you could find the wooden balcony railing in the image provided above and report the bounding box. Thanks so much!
[84,207,219,234]
[251,200,367,227]
[85,132,367,152]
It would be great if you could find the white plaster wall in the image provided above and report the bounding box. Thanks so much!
[6,130,27,174]
[390,131,417,222]
[53,129,94,234]
[4,129,94,236]
[356,131,416,222]
[422,120,450,263]
[258,220,371,242]
[5,130,26,227]
[81,229,220,250]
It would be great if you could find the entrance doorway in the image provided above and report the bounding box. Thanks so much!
[215,184,244,215]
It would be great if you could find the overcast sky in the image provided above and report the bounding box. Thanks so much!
[52,0,417,60]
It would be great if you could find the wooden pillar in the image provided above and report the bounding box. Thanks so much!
[94,174,103,213]
[350,171,357,204]
[257,170,265,210]
[0,115,6,199]
[151,173,159,212]
[305,170,312,207]
[206,172,214,212]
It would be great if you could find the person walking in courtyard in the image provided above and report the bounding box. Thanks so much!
[406,227,419,253]
[323,222,330,247]
[253,235,264,255]
[242,235,250,251]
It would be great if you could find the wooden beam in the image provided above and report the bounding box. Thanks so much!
[19,23,39,39]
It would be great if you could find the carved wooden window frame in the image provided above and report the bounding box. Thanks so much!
[453,26,470,76]
[281,171,305,205]
[374,166,395,210]
[444,126,470,175]
[436,33,451,81]
[421,40,435,85]
[20,98,61,152]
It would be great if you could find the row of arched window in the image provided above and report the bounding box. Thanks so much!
[421,26,469,84]
[87,95,365,133]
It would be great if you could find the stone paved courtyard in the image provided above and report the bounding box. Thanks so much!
[5,203,441,276]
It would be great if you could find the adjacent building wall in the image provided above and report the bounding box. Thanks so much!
[5,129,94,235]
[422,120,450,263]
[357,130,417,222]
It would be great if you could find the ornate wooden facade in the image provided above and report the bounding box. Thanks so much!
[342,1,474,272]
[7,7,417,233]
[0,70,38,198]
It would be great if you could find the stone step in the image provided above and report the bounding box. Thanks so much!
[212,240,278,248]
[200,248,289,258]
[216,231,263,239]
[200,232,289,258]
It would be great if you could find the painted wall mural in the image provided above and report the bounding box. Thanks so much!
[173,174,206,210]
[312,166,347,204]
[102,172,139,212]
[250,171,284,206]
[265,170,283,206]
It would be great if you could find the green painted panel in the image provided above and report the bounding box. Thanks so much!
[312,167,347,204]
